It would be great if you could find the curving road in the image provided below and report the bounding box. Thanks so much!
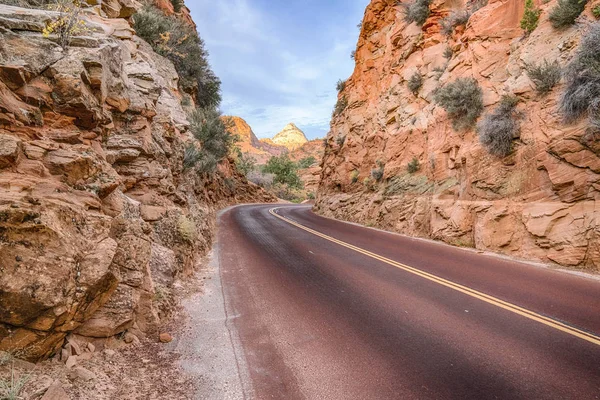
[217,204,600,400]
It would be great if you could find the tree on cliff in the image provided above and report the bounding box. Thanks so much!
[520,0,541,33]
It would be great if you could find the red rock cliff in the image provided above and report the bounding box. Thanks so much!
[315,0,599,270]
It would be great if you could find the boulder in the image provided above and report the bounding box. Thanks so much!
[0,134,21,168]
[41,381,70,400]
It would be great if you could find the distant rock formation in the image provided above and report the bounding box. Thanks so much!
[226,118,321,164]
[268,123,309,151]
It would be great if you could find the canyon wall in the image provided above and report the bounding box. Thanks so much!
[0,2,273,360]
[315,0,600,270]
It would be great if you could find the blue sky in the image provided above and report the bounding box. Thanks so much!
[188,0,368,140]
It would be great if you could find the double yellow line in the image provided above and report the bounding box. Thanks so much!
[269,208,600,347]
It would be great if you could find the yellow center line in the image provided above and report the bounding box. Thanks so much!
[268,208,600,347]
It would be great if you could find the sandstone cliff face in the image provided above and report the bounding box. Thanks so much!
[316,0,600,270]
[0,3,273,360]
[289,139,325,194]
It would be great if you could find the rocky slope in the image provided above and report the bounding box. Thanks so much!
[315,0,600,270]
[0,1,274,360]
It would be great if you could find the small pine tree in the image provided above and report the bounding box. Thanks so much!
[520,0,541,34]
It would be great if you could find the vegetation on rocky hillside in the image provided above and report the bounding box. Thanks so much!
[440,10,470,36]
[560,23,600,123]
[526,60,562,95]
[132,5,239,175]
[133,5,221,108]
[434,78,484,131]
[549,0,588,28]
[186,110,235,173]
[478,95,521,157]
[520,0,541,33]
[400,0,431,26]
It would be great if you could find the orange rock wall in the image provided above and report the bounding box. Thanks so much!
[0,4,274,360]
[315,0,600,270]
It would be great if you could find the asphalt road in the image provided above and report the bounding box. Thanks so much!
[218,204,600,400]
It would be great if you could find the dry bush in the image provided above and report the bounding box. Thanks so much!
[525,60,561,95]
[549,0,588,28]
[333,96,348,117]
[440,10,470,36]
[560,24,600,122]
[399,0,431,26]
[407,157,420,173]
[42,0,88,50]
[407,71,423,95]
[434,77,484,130]
[247,171,275,189]
[371,161,385,182]
[478,95,521,157]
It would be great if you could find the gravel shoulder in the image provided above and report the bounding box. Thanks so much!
[176,242,251,399]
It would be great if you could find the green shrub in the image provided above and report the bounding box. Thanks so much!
[371,161,385,182]
[298,156,317,168]
[350,169,360,183]
[440,10,470,36]
[188,108,234,173]
[401,0,431,26]
[560,23,600,122]
[336,135,346,147]
[549,0,588,28]
[350,50,356,60]
[434,77,484,130]
[407,157,420,173]
[336,79,347,92]
[478,95,521,157]
[333,96,348,117]
[178,216,197,242]
[525,60,561,95]
[471,0,489,12]
[133,6,221,108]
[432,65,446,80]
[407,71,423,95]
[520,0,541,33]
[593,5,600,18]
[234,150,256,176]
[170,0,184,12]
[181,94,192,107]
[182,143,200,170]
[444,47,454,59]
[263,154,302,188]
